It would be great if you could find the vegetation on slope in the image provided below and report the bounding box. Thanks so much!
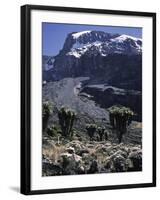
[42,102,142,176]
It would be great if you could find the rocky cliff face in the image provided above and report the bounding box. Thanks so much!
[43,30,142,90]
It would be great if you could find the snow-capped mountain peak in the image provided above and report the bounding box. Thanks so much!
[43,31,142,88]
[72,30,92,39]
[110,34,142,42]
[67,40,103,58]
[61,30,119,56]
[65,31,142,58]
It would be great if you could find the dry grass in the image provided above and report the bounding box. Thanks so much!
[43,144,65,163]
[131,122,142,129]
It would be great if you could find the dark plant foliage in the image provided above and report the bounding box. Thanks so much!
[86,124,97,140]
[42,102,52,131]
[108,105,134,143]
[58,107,76,138]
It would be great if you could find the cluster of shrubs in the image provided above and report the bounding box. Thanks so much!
[46,125,62,137]
[108,105,134,143]
[58,107,76,138]
[43,103,76,139]
[86,124,108,141]
[43,102,135,144]
[42,102,52,131]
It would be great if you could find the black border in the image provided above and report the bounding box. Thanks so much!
[21,4,156,195]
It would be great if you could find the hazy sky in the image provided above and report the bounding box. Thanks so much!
[42,23,142,56]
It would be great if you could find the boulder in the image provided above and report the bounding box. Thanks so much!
[88,160,99,174]
[66,147,75,154]
[111,154,127,172]
[59,153,85,175]
[128,149,142,171]
[76,148,89,156]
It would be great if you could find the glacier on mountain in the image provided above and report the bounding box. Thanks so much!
[72,30,92,39]
[65,31,142,58]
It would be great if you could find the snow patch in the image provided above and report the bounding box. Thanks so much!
[68,40,104,58]
[111,34,142,43]
[44,58,54,71]
[67,32,142,58]
[72,31,91,39]
[44,64,53,71]
[72,42,88,49]
[72,41,102,49]
[67,51,81,58]
[93,41,102,47]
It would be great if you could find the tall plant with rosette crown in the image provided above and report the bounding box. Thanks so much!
[108,105,134,143]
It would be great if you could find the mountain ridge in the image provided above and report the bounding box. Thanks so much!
[43,30,142,91]
[57,30,142,59]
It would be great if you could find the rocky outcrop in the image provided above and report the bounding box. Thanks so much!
[81,84,142,121]
[42,139,142,176]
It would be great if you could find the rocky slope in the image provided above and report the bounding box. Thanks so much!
[42,137,142,176]
[43,77,109,133]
